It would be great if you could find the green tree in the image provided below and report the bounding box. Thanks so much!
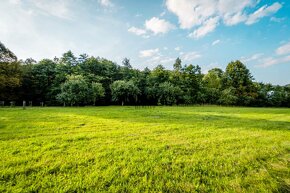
[0,62,22,101]
[110,80,140,106]
[202,68,223,104]
[57,75,89,106]
[180,64,202,104]
[22,59,57,103]
[150,65,170,84]
[223,60,256,105]
[173,57,182,72]
[203,68,223,89]
[218,87,238,105]
[91,82,105,105]
[157,82,183,105]
[122,58,132,69]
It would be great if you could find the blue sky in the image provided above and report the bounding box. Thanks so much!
[0,0,290,85]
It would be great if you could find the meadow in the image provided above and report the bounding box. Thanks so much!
[0,106,289,192]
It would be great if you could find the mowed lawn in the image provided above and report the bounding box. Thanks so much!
[0,106,289,192]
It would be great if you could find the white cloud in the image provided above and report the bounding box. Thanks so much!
[189,17,219,39]
[166,0,259,29]
[160,11,166,17]
[270,17,285,23]
[128,27,147,36]
[139,48,175,67]
[276,42,290,55]
[139,48,160,58]
[145,17,175,34]
[163,47,168,50]
[256,55,290,68]
[160,57,175,64]
[241,53,264,63]
[166,0,216,29]
[143,56,176,67]
[212,39,221,46]
[166,0,282,38]
[253,42,290,67]
[175,47,181,51]
[246,2,282,25]
[223,12,247,26]
[217,0,257,15]
[180,51,201,61]
[98,0,113,7]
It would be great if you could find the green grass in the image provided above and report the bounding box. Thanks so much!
[0,106,289,192]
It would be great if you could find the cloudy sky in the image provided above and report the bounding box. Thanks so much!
[1,0,289,85]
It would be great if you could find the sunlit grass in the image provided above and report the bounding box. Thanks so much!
[0,106,289,192]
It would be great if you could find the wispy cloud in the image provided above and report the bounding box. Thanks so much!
[270,16,285,23]
[246,2,282,25]
[139,48,160,58]
[189,17,219,39]
[256,55,290,68]
[212,39,221,46]
[180,51,202,62]
[175,46,181,51]
[128,27,147,36]
[241,53,264,63]
[276,42,290,55]
[250,41,290,67]
[98,0,114,8]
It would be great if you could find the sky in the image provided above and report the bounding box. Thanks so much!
[0,0,290,85]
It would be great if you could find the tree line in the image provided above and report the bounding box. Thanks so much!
[0,42,289,107]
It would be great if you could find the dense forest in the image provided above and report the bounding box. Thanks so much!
[0,42,289,107]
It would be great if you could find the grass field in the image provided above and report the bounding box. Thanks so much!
[0,106,289,192]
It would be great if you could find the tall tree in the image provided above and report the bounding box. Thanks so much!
[91,82,105,106]
[57,75,89,106]
[202,68,223,104]
[223,60,256,105]
[157,82,183,105]
[0,62,22,101]
[122,58,132,69]
[111,80,140,106]
[173,57,182,72]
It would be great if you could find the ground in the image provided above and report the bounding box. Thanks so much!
[0,106,289,192]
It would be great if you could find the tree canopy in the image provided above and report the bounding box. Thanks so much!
[0,42,289,107]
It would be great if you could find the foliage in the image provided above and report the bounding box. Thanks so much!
[218,87,238,105]
[57,75,89,106]
[91,82,105,105]
[110,80,140,105]
[0,62,22,100]
[223,60,256,105]
[0,42,289,107]
[157,82,183,105]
